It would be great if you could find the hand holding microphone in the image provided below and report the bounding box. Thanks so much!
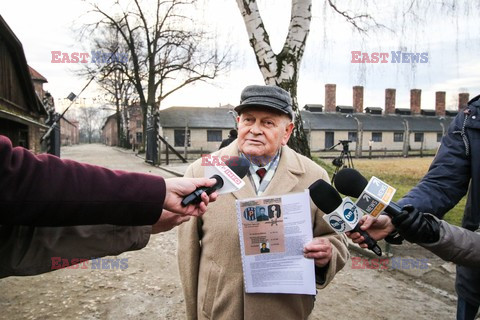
[333,168,402,218]
[164,177,220,217]
[308,179,383,256]
[350,206,441,246]
[347,215,395,248]
[180,156,250,209]
[333,168,403,246]
[334,168,440,245]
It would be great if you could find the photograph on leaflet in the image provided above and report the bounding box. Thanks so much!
[239,197,285,256]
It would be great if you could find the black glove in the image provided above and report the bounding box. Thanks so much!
[391,205,441,244]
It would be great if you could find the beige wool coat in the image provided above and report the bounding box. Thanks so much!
[178,141,349,320]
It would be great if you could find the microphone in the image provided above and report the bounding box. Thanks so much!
[181,156,250,207]
[333,168,402,218]
[308,179,382,256]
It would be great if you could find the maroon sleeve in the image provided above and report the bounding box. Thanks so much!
[0,135,165,226]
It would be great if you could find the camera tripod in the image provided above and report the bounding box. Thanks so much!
[329,140,354,183]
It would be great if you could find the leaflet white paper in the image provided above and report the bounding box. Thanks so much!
[235,190,316,295]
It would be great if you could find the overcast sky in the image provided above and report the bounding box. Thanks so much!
[2,0,479,114]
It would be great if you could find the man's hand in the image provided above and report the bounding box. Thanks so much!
[346,215,395,249]
[163,177,218,216]
[303,237,332,267]
[151,210,190,234]
[392,205,440,243]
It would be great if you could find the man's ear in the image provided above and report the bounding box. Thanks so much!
[281,121,295,146]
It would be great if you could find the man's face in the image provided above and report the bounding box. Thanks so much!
[237,108,294,163]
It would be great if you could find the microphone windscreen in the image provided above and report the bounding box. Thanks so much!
[334,168,368,197]
[308,179,342,214]
[225,157,250,178]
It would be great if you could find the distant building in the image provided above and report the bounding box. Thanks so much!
[101,103,145,148]
[155,105,453,156]
[302,109,453,154]
[99,87,463,158]
[128,104,143,148]
[101,113,118,146]
[158,106,237,152]
[60,117,79,146]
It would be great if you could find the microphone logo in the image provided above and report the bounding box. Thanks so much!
[223,167,242,185]
[342,201,359,224]
[321,197,363,233]
[328,215,346,232]
[355,176,396,217]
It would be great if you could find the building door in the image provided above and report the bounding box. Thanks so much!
[325,131,334,149]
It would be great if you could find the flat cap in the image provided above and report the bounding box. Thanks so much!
[234,85,294,119]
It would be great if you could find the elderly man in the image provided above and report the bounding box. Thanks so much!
[178,85,349,319]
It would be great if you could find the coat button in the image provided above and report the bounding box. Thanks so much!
[473,116,477,119]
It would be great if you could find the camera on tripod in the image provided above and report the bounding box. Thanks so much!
[339,140,352,150]
[329,140,355,182]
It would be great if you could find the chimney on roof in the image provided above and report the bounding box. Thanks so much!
[385,88,396,114]
[410,89,421,115]
[304,104,323,112]
[459,93,470,111]
[435,91,446,116]
[325,84,336,112]
[352,86,363,113]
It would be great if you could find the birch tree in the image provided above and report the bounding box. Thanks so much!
[236,0,375,157]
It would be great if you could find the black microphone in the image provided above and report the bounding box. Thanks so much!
[334,168,402,218]
[181,156,250,207]
[308,179,382,256]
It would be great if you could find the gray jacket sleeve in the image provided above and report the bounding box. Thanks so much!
[0,224,151,278]
[420,215,480,267]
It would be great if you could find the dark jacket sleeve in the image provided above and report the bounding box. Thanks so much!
[0,135,166,226]
[397,112,471,218]
[0,224,151,278]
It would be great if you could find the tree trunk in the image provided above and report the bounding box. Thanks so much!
[236,0,312,157]
[115,86,122,147]
[275,78,311,157]
[141,102,148,152]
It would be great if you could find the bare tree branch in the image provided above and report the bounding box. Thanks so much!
[326,0,387,33]
[75,0,231,150]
